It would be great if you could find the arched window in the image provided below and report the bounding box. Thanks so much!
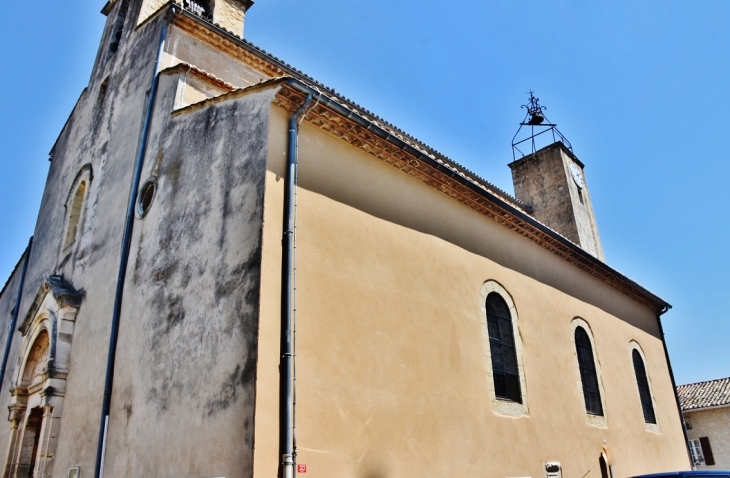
[486,292,521,403]
[575,326,603,416]
[63,181,86,249]
[632,349,656,424]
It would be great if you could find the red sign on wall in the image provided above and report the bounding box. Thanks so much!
[297,464,307,473]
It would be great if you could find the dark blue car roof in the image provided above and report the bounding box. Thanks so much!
[633,472,730,477]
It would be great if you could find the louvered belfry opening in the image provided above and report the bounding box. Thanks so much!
[108,0,130,56]
[185,0,214,20]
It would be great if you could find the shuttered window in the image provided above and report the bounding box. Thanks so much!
[486,292,521,403]
[575,327,603,416]
[700,436,715,466]
[690,438,705,465]
[632,349,656,424]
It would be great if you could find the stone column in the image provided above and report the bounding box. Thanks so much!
[35,405,56,478]
[2,407,24,478]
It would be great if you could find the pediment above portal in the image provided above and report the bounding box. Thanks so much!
[20,276,82,336]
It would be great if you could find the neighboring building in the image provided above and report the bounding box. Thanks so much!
[678,377,730,470]
[0,1,691,477]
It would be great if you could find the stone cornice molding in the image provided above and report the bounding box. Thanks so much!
[172,14,287,80]
[273,84,669,313]
[160,62,236,92]
[21,276,82,335]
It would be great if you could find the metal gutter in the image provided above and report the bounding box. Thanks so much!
[681,403,730,413]
[280,93,313,478]
[657,306,693,466]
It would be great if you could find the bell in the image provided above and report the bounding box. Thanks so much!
[528,112,545,125]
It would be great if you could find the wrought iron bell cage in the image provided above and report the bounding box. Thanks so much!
[511,91,573,161]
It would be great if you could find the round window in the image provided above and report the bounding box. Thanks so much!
[136,179,157,218]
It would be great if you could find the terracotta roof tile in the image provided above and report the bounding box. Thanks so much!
[677,377,730,411]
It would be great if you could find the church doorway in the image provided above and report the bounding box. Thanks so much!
[20,408,44,477]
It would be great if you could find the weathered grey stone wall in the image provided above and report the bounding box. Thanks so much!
[0,2,167,475]
[510,142,604,260]
[0,1,270,475]
[0,254,28,466]
[95,72,274,477]
[511,143,581,243]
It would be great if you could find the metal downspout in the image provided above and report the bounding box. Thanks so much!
[281,93,313,478]
[656,306,693,467]
[93,8,176,478]
[0,236,33,387]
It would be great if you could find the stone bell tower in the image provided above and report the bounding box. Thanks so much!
[509,93,605,261]
[137,0,254,37]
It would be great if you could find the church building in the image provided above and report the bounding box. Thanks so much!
[0,1,691,477]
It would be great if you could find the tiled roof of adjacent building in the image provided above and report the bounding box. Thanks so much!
[677,377,730,411]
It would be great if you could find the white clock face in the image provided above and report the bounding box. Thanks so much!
[569,163,584,189]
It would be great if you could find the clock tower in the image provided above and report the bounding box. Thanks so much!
[509,141,605,261]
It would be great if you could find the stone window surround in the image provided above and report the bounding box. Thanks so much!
[62,164,93,251]
[478,280,529,417]
[570,317,609,428]
[629,340,660,433]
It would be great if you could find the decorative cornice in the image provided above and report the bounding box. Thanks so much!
[160,62,236,92]
[172,14,287,80]
[170,77,286,117]
[274,84,669,313]
[20,276,82,335]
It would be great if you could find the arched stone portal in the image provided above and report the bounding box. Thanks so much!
[3,277,81,478]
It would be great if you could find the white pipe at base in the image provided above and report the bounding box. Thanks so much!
[283,454,294,478]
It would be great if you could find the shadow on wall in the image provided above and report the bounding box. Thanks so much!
[359,455,390,478]
[290,125,660,336]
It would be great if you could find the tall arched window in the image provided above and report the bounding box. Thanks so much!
[632,349,656,424]
[486,292,521,403]
[575,326,603,416]
[63,181,86,249]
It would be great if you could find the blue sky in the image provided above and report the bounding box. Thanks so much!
[1,1,728,385]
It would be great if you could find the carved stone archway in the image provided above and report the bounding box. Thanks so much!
[3,276,81,478]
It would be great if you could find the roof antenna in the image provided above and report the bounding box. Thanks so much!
[511,91,572,161]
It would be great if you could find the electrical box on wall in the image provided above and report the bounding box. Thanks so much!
[545,462,562,478]
[68,466,80,478]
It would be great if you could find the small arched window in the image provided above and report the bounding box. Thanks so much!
[64,181,86,249]
[486,292,521,403]
[632,349,656,424]
[575,326,603,416]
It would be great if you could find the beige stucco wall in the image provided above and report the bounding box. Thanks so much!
[254,104,689,478]
[686,407,730,470]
